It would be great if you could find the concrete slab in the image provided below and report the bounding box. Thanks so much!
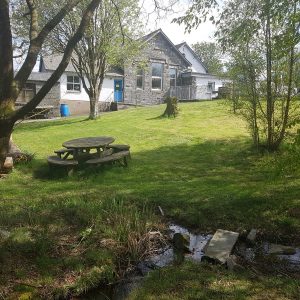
[204,229,239,264]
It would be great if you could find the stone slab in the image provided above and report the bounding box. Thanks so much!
[204,229,239,264]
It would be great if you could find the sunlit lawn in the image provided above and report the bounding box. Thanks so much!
[1,101,300,298]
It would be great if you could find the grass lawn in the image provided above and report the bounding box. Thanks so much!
[1,101,300,298]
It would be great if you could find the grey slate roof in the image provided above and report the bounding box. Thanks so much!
[28,72,59,82]
[40,55,124,77]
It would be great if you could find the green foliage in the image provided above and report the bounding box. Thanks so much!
[162,97,179,118]
[192,42,224,74]
[175,0,300,150]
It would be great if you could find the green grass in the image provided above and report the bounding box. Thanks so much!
[1,101,300,298]
[129,262,300,300]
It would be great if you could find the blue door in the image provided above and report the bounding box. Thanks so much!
[114,80,123,102]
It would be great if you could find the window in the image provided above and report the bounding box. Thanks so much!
[169,68,177,87]
[208,82,215,92]
[152,62,163,90]
[21,83,36,102]
[136,67,144,89]
[67,76,81,92]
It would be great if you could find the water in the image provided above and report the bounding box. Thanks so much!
[146,224,212,267]
[235,241,300,272]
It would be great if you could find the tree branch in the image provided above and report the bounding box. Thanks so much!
[12,0,102,122]
[14,0,81,99]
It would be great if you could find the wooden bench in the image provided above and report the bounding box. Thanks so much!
[108,144,131,159]
[47,155,78,176]
[108,144,130,152]
[86,150,130,167]
[54,148,75,159]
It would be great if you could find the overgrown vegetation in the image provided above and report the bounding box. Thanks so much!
[1,101,300,297]
[0,196,163,298]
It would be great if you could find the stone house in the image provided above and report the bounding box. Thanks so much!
[124,29,229,105]
[18,29,228,117]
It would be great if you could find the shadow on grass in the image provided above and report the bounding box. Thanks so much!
[129,261,300,300]
[14,117,90,132]
[146,115,167,120]
[3,137,300,244]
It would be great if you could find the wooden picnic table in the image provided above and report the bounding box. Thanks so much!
[62,136,115,159]
[48,137,130,174]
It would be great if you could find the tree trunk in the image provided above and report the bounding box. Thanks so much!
[273,1,297,149]
[0,119,14,169]
[89,89,100,120]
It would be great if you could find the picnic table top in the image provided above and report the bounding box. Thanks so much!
[63,136,115,149]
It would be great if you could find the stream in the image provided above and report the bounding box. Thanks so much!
[79,224,300,300]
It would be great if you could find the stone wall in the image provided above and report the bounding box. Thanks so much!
[16,81,60,117]
[37,82,60,116]
[124,33,190,105]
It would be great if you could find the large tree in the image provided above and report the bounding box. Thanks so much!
[52,0,142,119]
[192,41,223,74]
[176,0,300,150]
[0,0,104,169]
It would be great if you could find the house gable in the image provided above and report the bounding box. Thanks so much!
[142,29,191,68]
[176,42,208,74]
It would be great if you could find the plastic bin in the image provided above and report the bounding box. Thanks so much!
[60,104,70,117]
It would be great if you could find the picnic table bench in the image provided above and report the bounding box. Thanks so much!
[47,137,130,175]
[47,155,78,176]
[86,150,130,167]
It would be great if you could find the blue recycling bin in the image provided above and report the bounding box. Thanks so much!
[60,104,70,117]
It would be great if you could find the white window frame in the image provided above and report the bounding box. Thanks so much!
[208,82,215,92]
[169,68,177,88]
[151,62,163,90]
[67,75,81,92]
[136,67,144,90]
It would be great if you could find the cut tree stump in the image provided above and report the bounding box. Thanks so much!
[204,229,239,264]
